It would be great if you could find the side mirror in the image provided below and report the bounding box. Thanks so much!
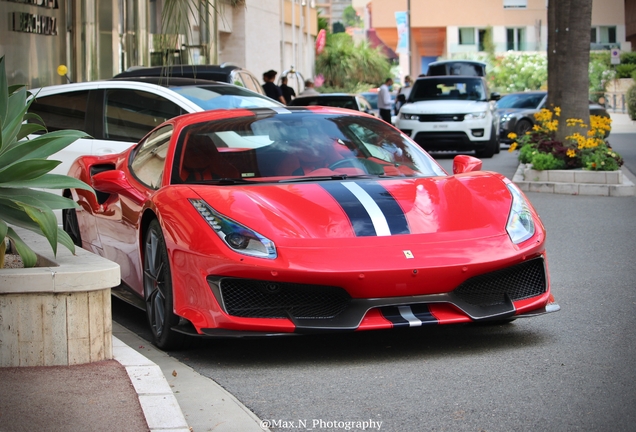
[91,170,146,203]
[453,155,483,174]
[490,92,501,101]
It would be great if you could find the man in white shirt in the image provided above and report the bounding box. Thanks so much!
[377,78,394,123]
[298,79,320,97]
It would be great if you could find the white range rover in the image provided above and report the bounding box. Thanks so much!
[396,76,500,158]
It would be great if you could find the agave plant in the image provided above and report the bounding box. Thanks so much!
[0,56,93,268]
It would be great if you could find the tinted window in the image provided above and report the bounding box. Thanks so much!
[130,125,172,189]
[290,96,358,110]
[496,93,545,109]
[29,90,89,133]
[171,112,445,184]
[104,89,184,142]
[410,78,486,102]
[427,62,485,77]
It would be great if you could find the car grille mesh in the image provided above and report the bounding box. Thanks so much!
[417,114,465,122]
[219,278,351,319]
[452,258,546,306]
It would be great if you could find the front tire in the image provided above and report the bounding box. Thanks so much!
[143,219,187,350]
[475,136,498,158]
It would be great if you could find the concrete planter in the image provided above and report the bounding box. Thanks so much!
[513,164,635,197]
[0,229,120,367]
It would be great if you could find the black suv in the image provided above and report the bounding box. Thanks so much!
[114,63,265,95]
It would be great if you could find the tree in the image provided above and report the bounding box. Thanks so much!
[343,5,362,28]
[315,33,391,92]
[547,0,593,141]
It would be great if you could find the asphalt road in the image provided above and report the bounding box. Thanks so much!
[114,136,636,432]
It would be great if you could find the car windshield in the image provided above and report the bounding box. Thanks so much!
[171,85,280,109]
[172,111,445,184]
[496,93,545,109]
[410,77,486,102]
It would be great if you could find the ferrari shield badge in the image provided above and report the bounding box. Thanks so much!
[403,250,414,259]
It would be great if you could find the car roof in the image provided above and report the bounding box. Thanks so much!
[110,76,226,87]
[114,64,241,80]
[427,59,487,67]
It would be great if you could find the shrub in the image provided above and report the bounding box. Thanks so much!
[530,152,567,170]
[0,56,93,267]
[620,51,636,65]
[615,64,636,79]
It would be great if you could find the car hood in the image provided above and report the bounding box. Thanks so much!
[403,100,490,114]
[186,172,513,244]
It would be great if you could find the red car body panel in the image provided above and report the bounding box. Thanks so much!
[66,107,556,338]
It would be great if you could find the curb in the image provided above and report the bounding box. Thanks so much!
[112,322,268,432]
[512,163,636,197]
[113,336,190,432]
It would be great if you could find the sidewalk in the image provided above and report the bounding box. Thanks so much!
[0,322,266,432]
[608,111,636,133]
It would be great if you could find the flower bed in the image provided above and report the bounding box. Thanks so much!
[508,107,623,171]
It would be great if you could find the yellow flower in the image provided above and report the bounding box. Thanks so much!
[508,142,518,152]
[554,107,561,117]
[566,149,576,158]
[507,132,518,140]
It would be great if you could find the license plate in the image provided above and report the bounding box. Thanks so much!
[433,124,448,129]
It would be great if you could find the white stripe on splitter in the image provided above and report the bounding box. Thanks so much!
[341,182,391,236]
[398,306,422,327]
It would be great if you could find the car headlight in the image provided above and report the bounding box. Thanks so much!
[465,111,487,120]
[401,113,420,120]
[506,184,535,244]
[190,199,277,259]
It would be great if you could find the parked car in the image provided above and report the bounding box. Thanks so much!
[396,75,501,157]
[27,78,282,222]
[426,60,487,77]
[64,107,558,349]
[114,63,265,95]
[28,78,281,179]
[359,90,397,118]
[288,93,376,116]
[496,91,611,143]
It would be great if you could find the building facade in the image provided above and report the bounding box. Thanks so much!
[0,0,318,88]
[370,0,627,78]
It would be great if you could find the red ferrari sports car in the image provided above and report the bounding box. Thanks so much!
[64,106,559,349]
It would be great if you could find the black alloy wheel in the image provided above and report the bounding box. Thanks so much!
[515,119,533,136]
[62,207,82,247]
[143,219,186,350]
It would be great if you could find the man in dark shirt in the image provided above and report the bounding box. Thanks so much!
[262,70,286,104]
[280,76,296,105]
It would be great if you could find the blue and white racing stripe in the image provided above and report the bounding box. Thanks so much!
[381,305,438,327]
[321,181,409,237]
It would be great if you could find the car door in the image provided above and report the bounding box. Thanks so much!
[95,125,173,294]
[27,88,96,177]
[93,87,186,157]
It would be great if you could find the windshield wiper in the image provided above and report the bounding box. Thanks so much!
[279,174,351,183]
